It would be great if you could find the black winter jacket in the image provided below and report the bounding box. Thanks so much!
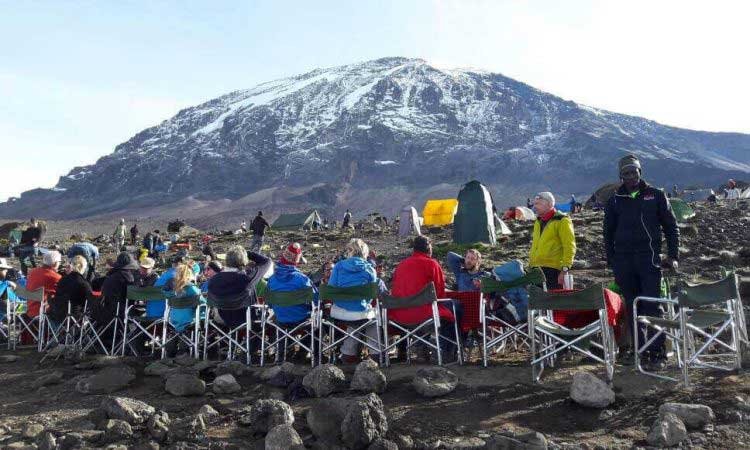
[250,216,270,236]
[94,267,135,322]
[48,272,95,322]
[604,180,679,265]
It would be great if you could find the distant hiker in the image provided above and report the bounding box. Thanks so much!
[725,179,741,207]
[342,209,352,229]
[19,218,42,275]
[529,192,576,290]
[569,195,576,215]
[671,184,679,198]
[201,234,217,260]
[604,154,679,370]
[142,231,154,255]
[113,218,126,250]
[240,220,248,233]
[67,241,99,282]
[447,249,489,291]
[130,223,139,245]
[250,211,271,252]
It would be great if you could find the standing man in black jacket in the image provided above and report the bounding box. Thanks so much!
[604,154,679,369]
[249,211,270,253]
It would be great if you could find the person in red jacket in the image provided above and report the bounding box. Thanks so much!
[25,250,62,318]
[390,235,462,361]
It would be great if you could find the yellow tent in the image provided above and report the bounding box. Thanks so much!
[422,199,459,226]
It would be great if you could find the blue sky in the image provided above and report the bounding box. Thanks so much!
[2,0,748,201]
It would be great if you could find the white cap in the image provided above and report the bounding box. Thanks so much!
[535,192,556,206]
[43,251,62,266]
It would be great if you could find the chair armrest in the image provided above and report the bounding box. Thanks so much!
[634,296,677,306]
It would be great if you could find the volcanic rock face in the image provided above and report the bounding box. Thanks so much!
[3,57,749,219]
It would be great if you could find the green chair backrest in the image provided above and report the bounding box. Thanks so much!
[256,278,268,298]
[319,283,379,302]
[168,294,202,309]
[528,283,605,311]
[678,274,738,307]
[14,286,44,302]
[127,286,166,302]
[380,282,437,309]
[480,266,546,294]
[265,287,315,307]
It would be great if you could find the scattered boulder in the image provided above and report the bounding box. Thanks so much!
[75,365,136,394]
[101,396,156,425]
[351,359,387,394]
[261,362,297,381]
[165,374,206,397]
[213,374,242,394]
[239,399,295,434]
[647,412,688,447]
[303,364,347,397]
[341,393,388,449]
[198,404,220,418]
[569,371,615,408]
[74,355,126,370]
[215,360,252,377]
[102,419,133,443]
[306,398,349,444]
[32,371,65,389]
[144,360,178,378]
[658,402,715,429]
[147,411,171,442]
[368,438,399,450]
[265,424,304,450]
[485,431,548,450]
[36,431,57,450]
[22,423,45,439]
[412,367,458,397]
[169,414,207,442]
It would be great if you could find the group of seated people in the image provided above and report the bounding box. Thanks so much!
[1,232,532,365]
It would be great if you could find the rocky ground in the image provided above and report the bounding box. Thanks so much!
[1,201,749,449]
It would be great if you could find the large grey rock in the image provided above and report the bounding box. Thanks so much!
[36,432,57,450]
[341,393,388,450]
[485,432,547,450]
[647,412,688,447]
[102,419,133,443]
[213,374,241,394]
[165,374,205,397]
[147,411,171,442]
[144,360,178,378]
[260,362,297,381]
[22,423,45,439]
[239,399,295,434]
[215,360,252,377]
[265,424,304,450]
[658,402,715,429]
[303,364,347,397]
[569,372,615,408]
[101,396,156,425]
[412,367,458,397]
[32,371,65,389]
[306,398,350,444]
[75,365,136,394]
[367,438,399,450]
[169,414,206,442]
[198,404,220,418]
[74,356,126,370]
[351,359,387,394]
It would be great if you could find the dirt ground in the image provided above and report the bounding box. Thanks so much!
[1,201,749,449]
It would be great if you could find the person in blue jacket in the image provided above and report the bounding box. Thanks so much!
[447,249,490,291]
[327,238,384,363]
[164,263,205,356]
[267,243,317,324]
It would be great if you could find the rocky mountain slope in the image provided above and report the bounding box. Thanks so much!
[3,57,749,222]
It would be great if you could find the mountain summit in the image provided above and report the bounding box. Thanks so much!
[4,57,749,221]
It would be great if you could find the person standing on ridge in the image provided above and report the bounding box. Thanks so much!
[250,211,271,253]
[113,219,126,250]
[130,223,139,246]
[342,209,352,229]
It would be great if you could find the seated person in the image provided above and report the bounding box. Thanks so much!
[47,255,96,325]
[0,258,19,324]
[26,251,63,319]
[200,260,223,293]
[164,263,206,356]
[446,249,490,291]
[327,239,382,363]
[267,243,316,326]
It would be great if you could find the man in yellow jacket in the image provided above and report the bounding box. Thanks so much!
[528,192,576,289]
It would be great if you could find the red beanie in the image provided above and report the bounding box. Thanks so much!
[287,242,302,255]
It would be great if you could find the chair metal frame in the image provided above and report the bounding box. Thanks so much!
[634,272,746,386]
[160,294,205,359]
[120,286,168,356]
[317,283,383,365]
[527,283,617,383]
[479,267,547,367]
[259,287,318,367]
[380,282,462,367]
[202,303,259,365]
[8,286,46,351]
[40,300,84,351]
[79,300,124,356]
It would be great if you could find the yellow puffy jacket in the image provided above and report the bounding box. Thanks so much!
[529,211,576,270]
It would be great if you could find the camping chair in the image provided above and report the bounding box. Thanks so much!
[8,286,46,351]
[40,299,84,352]
[259,287,318,366]
[317,283,383,365]
[527,284,617,383]
[634,272,745,386]
[479,267,547,367]
[380,282,462,366]
[78,299,124,356]
[120,286,168,356]
[202,302,261,365]
[160,295,205,359]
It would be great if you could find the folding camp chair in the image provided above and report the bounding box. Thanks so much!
[634,272,746,386]
[79,300,123,356]
[40,299,84,351]
[161,295,205,359]
[479,267,547,367]
[9,286,46,351]
[318,283,383,365]
[527,283,617,383]
[202,302,261,365]
[120,286,168,356]
[380,282,462,366]
[259,287,318,367]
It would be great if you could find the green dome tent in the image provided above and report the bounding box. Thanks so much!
[452,180,496,245]
[668,198,695,222]
[272,210,322,230]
